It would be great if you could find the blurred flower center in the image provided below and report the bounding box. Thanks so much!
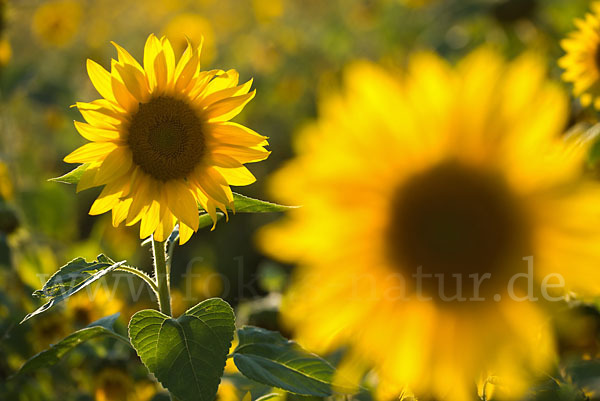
[127,96,205,181]
[387,160,531,300]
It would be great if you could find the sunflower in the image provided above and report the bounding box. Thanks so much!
[559,2,600,109]
[259,48,600,400]
[31,0,83,47]
[64,34,269,244]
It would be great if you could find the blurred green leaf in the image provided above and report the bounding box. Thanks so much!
[565,359,600,397]
[230,193,296,213]
[21,254,125,323]
[48,163,89,184]
[128,298,235,401]
[233,326,352,396]
[15,313,127,376]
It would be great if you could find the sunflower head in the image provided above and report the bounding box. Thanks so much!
[64,34,270,244]
[559,2,600,109]
[260,48,600,400]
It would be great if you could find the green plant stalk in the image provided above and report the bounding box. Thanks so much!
[152,237,172,316]
[115,265,159,295]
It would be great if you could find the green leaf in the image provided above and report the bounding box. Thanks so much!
[233,326,351,396]
[15,313,127,376]
[128,298,235,401]
[21,254,125,323]
[231,193,296,213]
[48,163,89,184]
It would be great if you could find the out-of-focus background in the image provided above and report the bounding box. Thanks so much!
[0,0,598,400]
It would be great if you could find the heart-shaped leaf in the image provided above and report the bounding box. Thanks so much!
[129,298,235,401]
[233,326,352,396]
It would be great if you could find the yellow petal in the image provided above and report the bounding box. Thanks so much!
[215,165,256,186]
[166,180,199,231]
[76,163,100,192]
[191,166,233,208]
[144,34,161,91]
[64,142,118,163]
[89,176,129,215]
[153,50,169,94]
[74,121,121,142]
[79,107,123,130]
[126,175,153,225]
[112,198,132,227]
[139,199,161,239]
[111,60,138,111]
[94,146,133,185]
[111,41,144,72]
[160,36,176,88]
[211,144,270,164]
[207,122,268,147]
[86,59,116,102]
[154,210,176,241]
[200,79,253,107]
[114,61,150,103]
[175,43,200,92]
[178,222,194,244]
[205,90,256,122]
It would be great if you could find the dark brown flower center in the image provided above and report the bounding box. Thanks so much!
[387,160,531,301]
[127,96,205,181]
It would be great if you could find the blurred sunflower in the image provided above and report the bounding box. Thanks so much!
[559,2,600,109]
[162,14,217,66]
[64,34,269,244]
[95,366,157,401]
[260,49,600,400]
[31,0,83,47]
[67,285,123,327]
[0,37,10,66]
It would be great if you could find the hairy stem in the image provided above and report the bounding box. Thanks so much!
[152,237,172,316]
[115,265,159,295]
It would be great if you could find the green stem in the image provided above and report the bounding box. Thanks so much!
[152,236,172,316]
[115,265,159,295]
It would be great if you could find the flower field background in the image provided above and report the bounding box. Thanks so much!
[2,0,600,401]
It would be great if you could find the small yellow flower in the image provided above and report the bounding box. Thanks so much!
[260,48,600,400]
[559,2,600,109]
[31,0,82,47]
[65,34,270,244]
